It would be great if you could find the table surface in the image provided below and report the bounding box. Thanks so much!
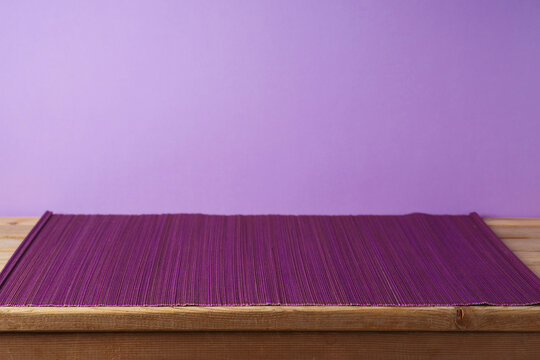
[0,216,538,333]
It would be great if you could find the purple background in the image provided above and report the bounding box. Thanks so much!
[1,0,539,217]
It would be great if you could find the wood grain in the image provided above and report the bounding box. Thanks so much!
[0,331,538,360]
[455,306,540,331]
[0,217,40,227]
[489,226,540,239]
[0,305,538,333]
[483,218,540,227]
[0,306,453,332]
[501,238,540,251]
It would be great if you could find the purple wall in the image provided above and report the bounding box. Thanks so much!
[1,0,540,217]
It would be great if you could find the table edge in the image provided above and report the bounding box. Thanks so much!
[0,305,538,332]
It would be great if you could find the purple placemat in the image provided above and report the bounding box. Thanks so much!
[0,211,538,306]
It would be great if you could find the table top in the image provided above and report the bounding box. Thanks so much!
[0,216,538,333]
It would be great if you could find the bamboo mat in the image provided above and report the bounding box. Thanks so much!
[0,211,538,306]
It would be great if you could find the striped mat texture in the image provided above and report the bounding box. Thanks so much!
[0,211,538,306]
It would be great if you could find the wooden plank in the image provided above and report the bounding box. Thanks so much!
[0,238,23,248]
[483,217,540,240]
[0,253,13,262]
[0,225,34,239]
[0,306,538,333]
[0,331,538,360]
[0,217,39,227]
[0,217,38,240]
[489,226,540,239]
[0,239,20,271]
[0,306,457,332]
[456,306,540,332]
[512,252,540,266]
[484,218,540,227]
[501,238,540,252]
[0,217,37,240]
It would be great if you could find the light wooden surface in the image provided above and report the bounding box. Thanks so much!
[0,217,539,359]
[0,305,538,332]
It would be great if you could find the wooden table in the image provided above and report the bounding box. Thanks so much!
[0,217,539,359]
